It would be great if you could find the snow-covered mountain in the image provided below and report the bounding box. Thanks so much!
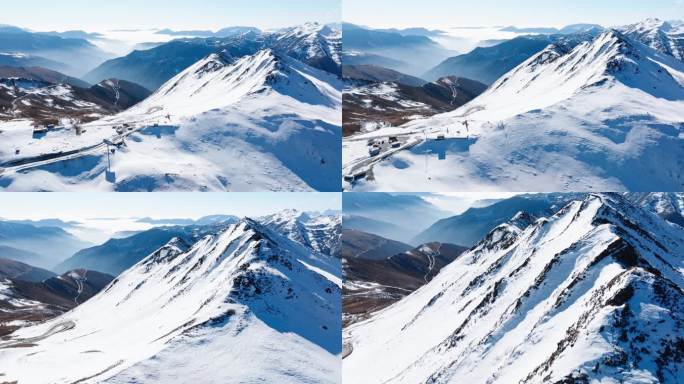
[627,192,684,227]
[270,22,341,75]
[344,193,684,383]
[348,26,684,191]
[260,209,342,257]
[0,218,341,383]
[1,48,342,191]
[620,18,684,61]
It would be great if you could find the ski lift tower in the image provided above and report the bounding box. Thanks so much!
[423,131,430,181]
[103,139,118,182]
[103,139,117,172]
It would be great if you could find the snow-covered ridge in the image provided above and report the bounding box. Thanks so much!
[344,193,684,383]
[415,28,684,125]
[0,218,341,383]
[125,48,340,119]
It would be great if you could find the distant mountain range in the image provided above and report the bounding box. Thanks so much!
[135,214,239,226]
[0,25,112,76]
[56,210,341,276]
[343,193,450,242]
[0,221,92,268]
[0,257,55,282]
[500,23,604,35]
[342,23,454,76]
[342,214,414,242]
[155,26,261,38]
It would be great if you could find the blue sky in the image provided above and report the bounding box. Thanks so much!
[0,193,341,221]
[1,0,341,32]
[344,0,684,29]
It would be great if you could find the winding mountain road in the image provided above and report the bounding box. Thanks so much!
[0,320,76,349]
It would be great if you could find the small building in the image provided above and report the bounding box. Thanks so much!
[344,171,366,182]
[369,146,381,156]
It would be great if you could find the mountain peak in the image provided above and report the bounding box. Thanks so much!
[192,52,232,74]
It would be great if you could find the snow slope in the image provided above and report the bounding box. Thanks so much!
[345,27,684,192]
[0,218,341,383]
[0,49,342,191]
[344,193,684,383]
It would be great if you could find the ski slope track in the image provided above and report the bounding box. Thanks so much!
[0,48,342,191]
[344,193,684,383]
[345,26,684,192]
[0,218,342,384]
